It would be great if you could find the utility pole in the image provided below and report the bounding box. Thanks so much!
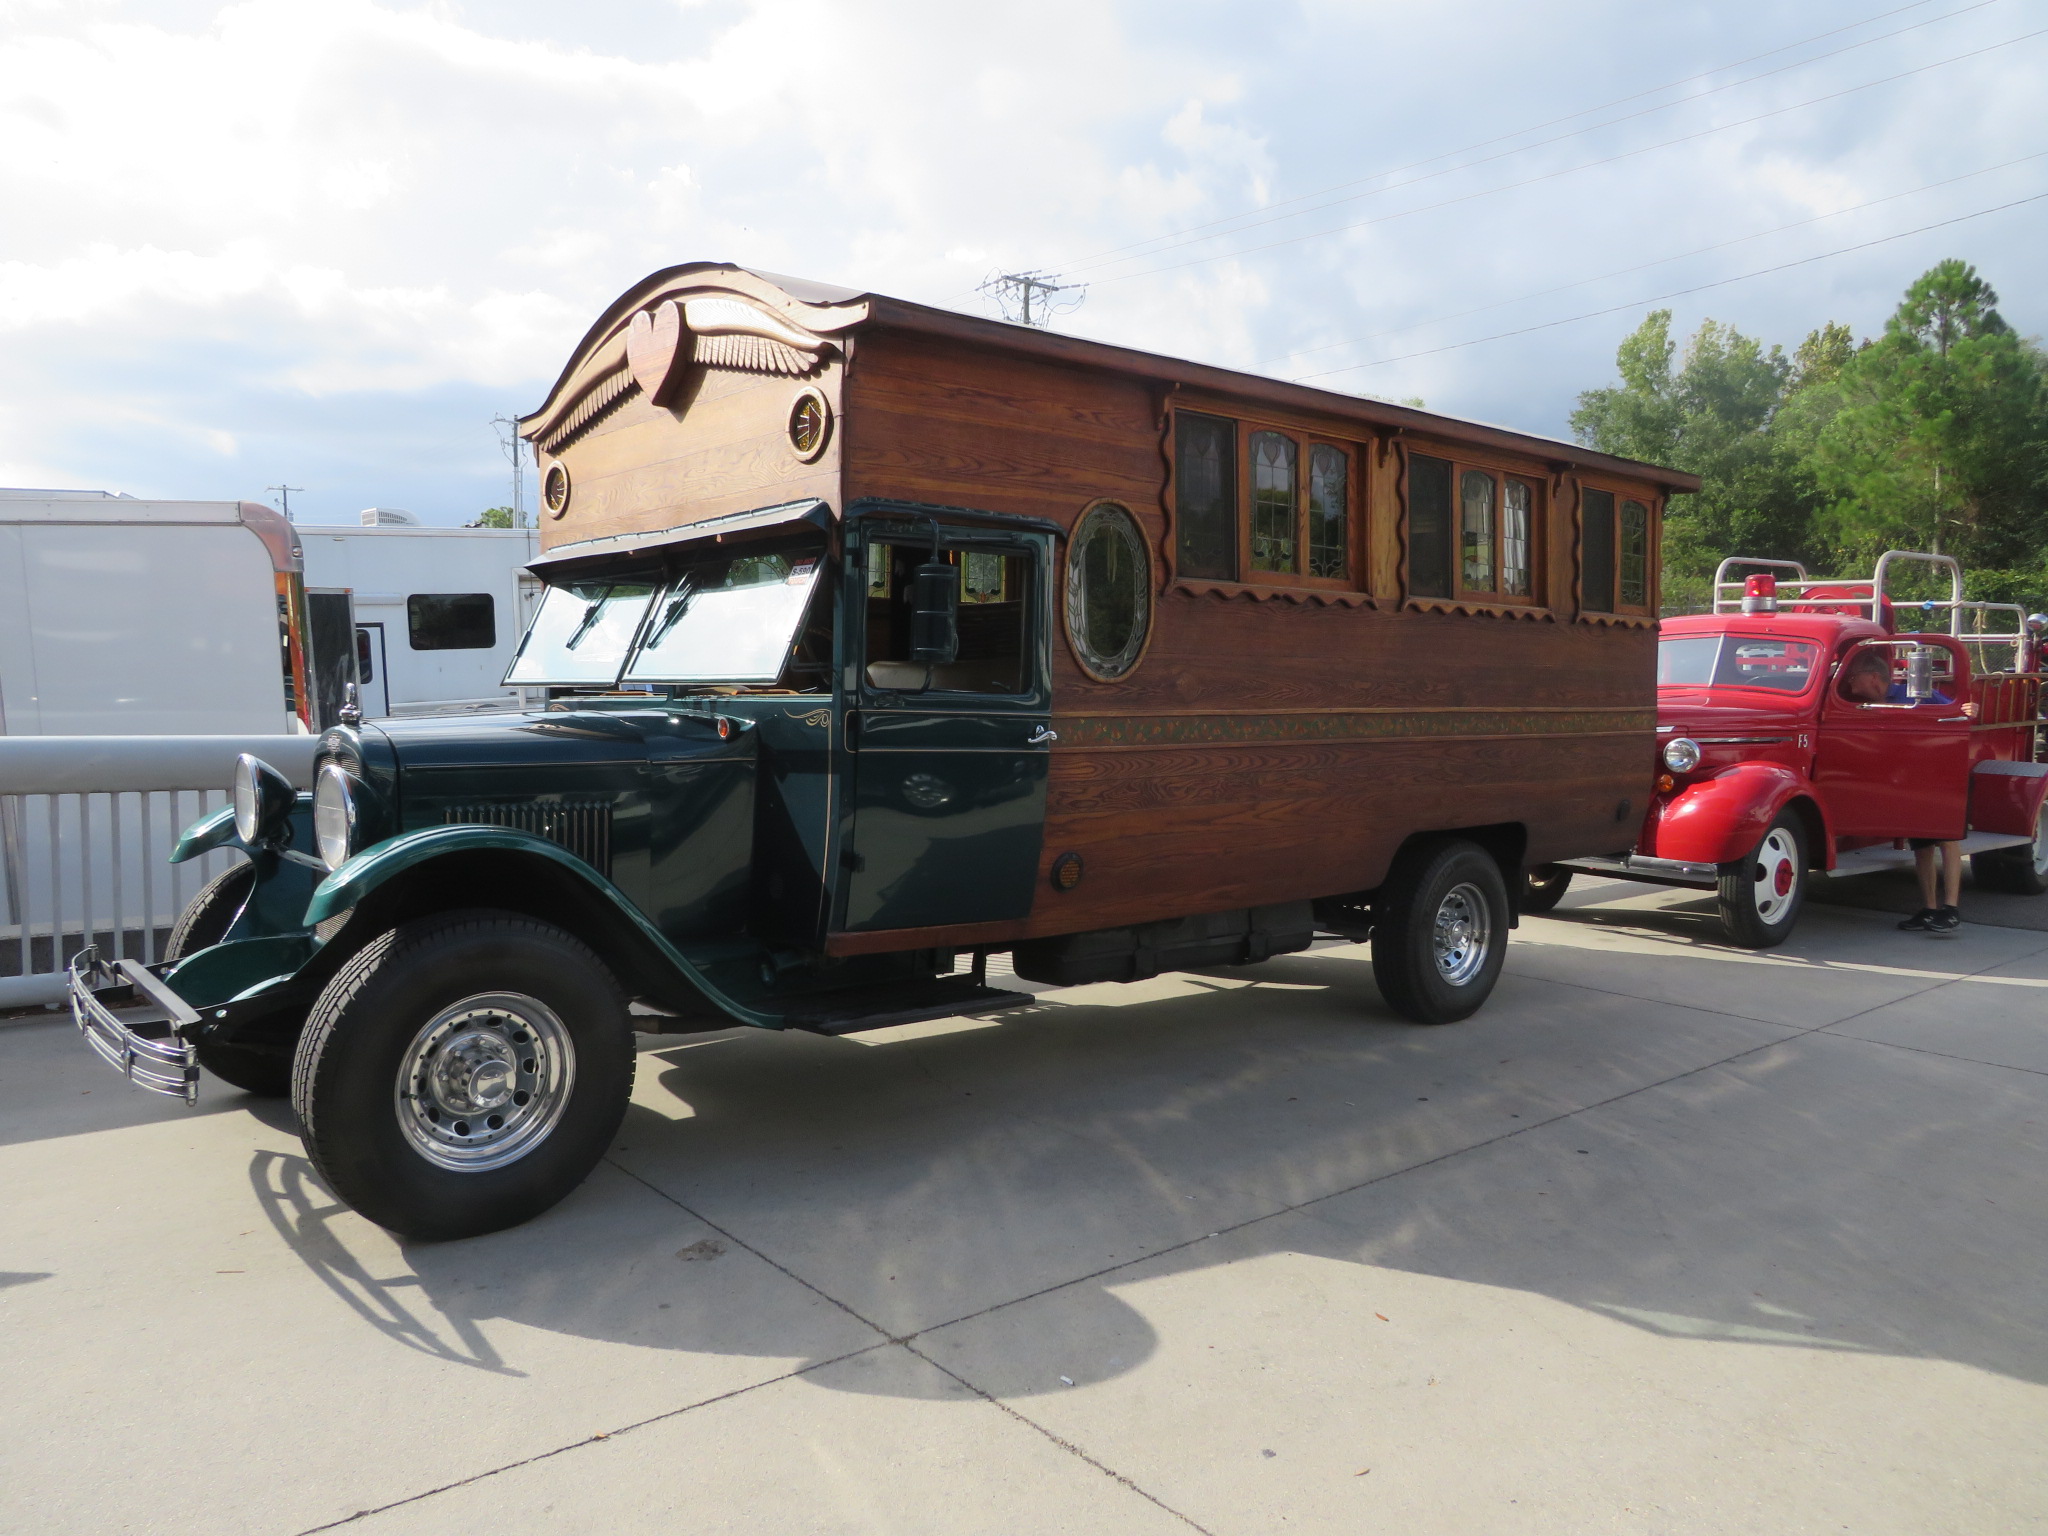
[266,484,304,521]
[491,415,527,527]
[978,271,1086,328]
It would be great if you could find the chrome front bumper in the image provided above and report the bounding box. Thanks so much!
[68,947,202,1105]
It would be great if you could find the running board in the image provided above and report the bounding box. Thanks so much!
[781,976,1036,1036]
[1825,832,2031,880]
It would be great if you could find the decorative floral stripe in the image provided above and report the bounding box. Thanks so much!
[1053,708,1656,748]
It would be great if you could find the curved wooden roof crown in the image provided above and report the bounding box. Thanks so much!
[521,262,1701,493]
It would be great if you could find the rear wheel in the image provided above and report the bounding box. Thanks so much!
[1520,864,1573,914]
[164,863,294,1097]
[1371,841,1510,1025]
[1716,813,1805,949]
[291,912,634,1240]
[1972,804,2048,895]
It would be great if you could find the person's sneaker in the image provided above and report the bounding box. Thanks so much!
[1898,908,1939,931]
[1928,906,1962,934]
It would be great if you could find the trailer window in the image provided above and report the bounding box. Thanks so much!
[1065,501,1151,681]
[1620,500,1649,607]
[1459,471,1495,591]
[1249,432,1298,574]
[1407,454,1453,598]
[1308,446,1348,580]
[1502,479,1533,597]
[408,593,495,650]
[1175,413,1236,581]
[1581,488,1616,613]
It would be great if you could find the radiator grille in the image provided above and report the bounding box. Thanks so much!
[442,801,613,877]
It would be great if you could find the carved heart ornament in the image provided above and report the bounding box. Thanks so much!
[626,299,689,405]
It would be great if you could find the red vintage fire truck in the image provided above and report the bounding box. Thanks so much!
[1527,551,2048,946]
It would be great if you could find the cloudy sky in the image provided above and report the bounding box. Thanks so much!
[2,0,2042,525]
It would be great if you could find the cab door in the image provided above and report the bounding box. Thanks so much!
[1814,638,1972,840]
[836,525,1054,933]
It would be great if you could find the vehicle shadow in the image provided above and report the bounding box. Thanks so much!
[237,935,2048,1400]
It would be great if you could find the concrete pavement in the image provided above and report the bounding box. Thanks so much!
[3,879,2045,1534]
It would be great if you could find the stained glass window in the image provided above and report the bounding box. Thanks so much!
[1502,479,1532,597]
[1582,488,1616,613]
[1407,454,1453,598]
[1308,445,1348,580]
[1174,413,1236,581]
[1620,499,1649,607]
[1249,431,1298,574]
[1066,502,1151,680]
[1460,470,1495,592]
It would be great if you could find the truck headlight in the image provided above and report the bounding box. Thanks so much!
[1661,737,1702,773]
[232,754,297,846]
[313,763,359,871]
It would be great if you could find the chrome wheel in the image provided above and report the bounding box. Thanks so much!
[395,992,576,1172]
[1432,882,1492,985]
[1748,828,1801,924]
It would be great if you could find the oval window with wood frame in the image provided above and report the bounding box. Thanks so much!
[1065,501,1152,681]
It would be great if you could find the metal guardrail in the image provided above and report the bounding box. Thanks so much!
[0,735,319,1008]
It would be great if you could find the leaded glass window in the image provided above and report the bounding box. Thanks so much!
[1620,499,1649,607]
[1582,488,1616,613]
[1308,445,1348,580]
[1174,413,1236,581]
[1407,454,1453,598]
[1249,431,1298,574]
[1460,470,1495,592]
[1065,502,1151,680]
[1502,479,1532,597]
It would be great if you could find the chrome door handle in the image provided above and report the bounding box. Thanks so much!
[1027,725,1057,745]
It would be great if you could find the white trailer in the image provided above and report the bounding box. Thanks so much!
[296,519,539,718]
[0,491,307,737]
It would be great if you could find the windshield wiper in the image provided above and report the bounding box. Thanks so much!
[563,592,611,651]
[642,580,696,649]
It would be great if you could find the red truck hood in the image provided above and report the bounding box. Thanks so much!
[1656,692,1805,739]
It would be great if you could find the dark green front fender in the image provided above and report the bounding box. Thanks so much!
[306,825,781,1029]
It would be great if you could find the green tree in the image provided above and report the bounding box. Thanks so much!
[470,506,517,528]
[1812,260,2047,572]
[1571,310,1812,587]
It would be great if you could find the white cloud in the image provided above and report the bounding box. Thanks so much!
[0,0,2040,518]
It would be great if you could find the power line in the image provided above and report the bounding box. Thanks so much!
[266,484,304,521]
[1092,25,2048,289]
[978,270,1087,327]
[1287,187,2048,382]
[1260,148,2048,371]
[1063,0,2005,279]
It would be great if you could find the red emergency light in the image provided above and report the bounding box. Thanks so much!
[1741,574,1778,614]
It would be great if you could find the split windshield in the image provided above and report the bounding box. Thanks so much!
[1658,633,1822,693]
[504,531,828,690]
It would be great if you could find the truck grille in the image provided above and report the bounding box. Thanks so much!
[441,801,613,877]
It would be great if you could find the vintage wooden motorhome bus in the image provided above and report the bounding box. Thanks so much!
[70,263,1697,1239]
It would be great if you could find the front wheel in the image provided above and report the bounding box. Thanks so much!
[291,913,634,1241]
[1716,813,1806,949]
[1972,804,2048,895]
[1371,841,1510,1025]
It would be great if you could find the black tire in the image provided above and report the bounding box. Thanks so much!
[1716,811,1806,949]
[1972,804,2048,895]
[164,861,254,961]
[1370,840,1510,1025]
[291,912,634,1241]
[1520,864,1573,915]
[162,862,293,1096]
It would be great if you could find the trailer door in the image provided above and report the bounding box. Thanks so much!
[838,530,1053,932]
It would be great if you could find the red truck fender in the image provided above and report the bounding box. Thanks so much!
[1969,760,2048,837]
[1640,762,1833,869]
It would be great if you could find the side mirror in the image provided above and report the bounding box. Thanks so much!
[1904,646,1936,701]
[909,561,959,664]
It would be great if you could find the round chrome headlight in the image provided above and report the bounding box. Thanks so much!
[1662,737,1702,773]
[232,753,296,845]
[232,755,263,843]
[313,763,359,871]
